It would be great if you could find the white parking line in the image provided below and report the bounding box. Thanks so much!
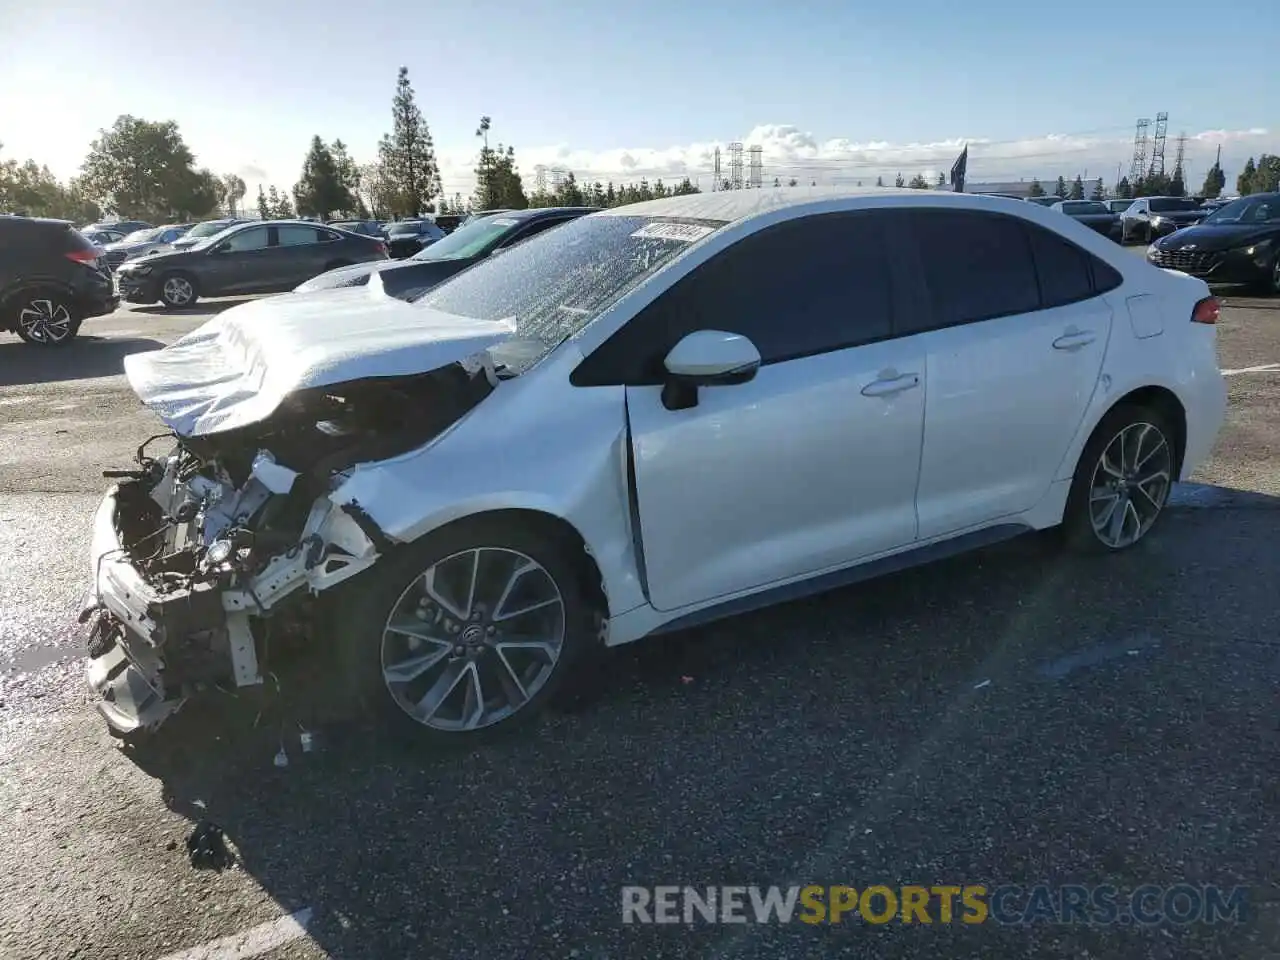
[152,908,314,960]
[1222,363,1280,376]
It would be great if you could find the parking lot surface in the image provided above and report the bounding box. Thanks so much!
[2,286,1279,959]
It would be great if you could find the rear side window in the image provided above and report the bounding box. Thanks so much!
[909,210,1040,329]
[1026,224,1094,306]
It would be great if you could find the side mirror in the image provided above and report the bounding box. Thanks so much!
[660,330,761,411]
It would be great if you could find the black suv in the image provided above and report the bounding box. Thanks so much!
[0,216,118,346]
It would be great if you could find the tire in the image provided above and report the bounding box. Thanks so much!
[10,289,81,346]
[330,515,599,746]
[1257,254,1280,298]
[158,272,199,309]
[1061,404,1176,554]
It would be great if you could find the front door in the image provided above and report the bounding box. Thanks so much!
[603,210,925,612]
[904,209,1114,539]
[202,224,273,296]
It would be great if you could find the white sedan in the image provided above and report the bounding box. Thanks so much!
[83,187,1226,745]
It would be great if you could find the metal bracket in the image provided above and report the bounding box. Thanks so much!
[226,610,262,687]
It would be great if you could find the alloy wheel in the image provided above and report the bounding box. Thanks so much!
[17,298,73,344]
[1088,421,1172,549]
[380,547,566,732]
[162,276,194,307]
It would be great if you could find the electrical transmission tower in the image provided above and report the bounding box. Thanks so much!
[728,142,744,190]
[712,147,721,191]
[1149,111,1169,177]
[533,165,547,193]
[1128,118,1151,182]
[546,167,571,190]
[1172,132,1187,182]
[747,146,763,188]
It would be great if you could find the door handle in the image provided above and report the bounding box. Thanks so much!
[1053,331,1097,350]
[861,373,920,397]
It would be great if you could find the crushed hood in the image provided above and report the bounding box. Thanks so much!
[123,285,514,437]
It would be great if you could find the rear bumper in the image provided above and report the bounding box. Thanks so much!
[1180,371,1228,481]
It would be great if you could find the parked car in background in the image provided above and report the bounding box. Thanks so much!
[84,188,1226,743]
[170,218,249,251]
[1051,199,1121,239]
[115,220,388,308]
[101,224,194,271]
[384,218,448,258]
[1025,196,1061,207]
[81,228,127,247]
[1,215,118,346]
[1147,192,1280,295]
[1120,197,1208,244]
[328,219,386,239]
[433,214,465,234]
[295,206,596,298]
[83,219,152,237]
[1105,199,1135,215]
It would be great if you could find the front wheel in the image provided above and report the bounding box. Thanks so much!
[158,272,199,309]
[12,291,80,346]
[1061,405,1175,553]
[332,517,599,745]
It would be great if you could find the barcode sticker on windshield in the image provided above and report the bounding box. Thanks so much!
[630,222,715,243]
[490,218,519,227]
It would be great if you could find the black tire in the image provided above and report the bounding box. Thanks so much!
[1060,404,1176,554]
[158,271,199,309]
[329,515,599,747]
[1256,254,1280,298]
[9,289,81,346]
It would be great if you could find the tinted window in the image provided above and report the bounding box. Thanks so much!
[576,212,895,384]
[224,226,270,252]
[1027,224,1094,306]
[909,211,1040,329]
[1148,198,1201,213]
[501,216,571,247]
[276,225,321,246]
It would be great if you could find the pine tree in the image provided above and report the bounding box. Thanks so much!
[1090,179,1104,200]
[1200,162,1226,199]
[1069,175,1084,200]
[376,67,437,216]
[894,173,904,188]
[876,176,884,187]
[1028,179,1045,197]
[256,185,269,219]
[936,172,946,187]
[293,136,353,219]
[1115,176,1133,199]
[1054,176,1068,198]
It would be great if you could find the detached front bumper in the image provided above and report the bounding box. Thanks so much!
[81,485,226,735]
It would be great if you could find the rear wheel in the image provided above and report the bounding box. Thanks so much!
[332,516,599,746]
[12,291,80,346]
[1061,405,1175,553]
[158,272,199,309]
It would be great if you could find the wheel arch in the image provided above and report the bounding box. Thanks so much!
[399,507,612,622]
[0,279,78,318]
[1098,384,1188,478]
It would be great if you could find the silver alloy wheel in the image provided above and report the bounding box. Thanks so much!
[380,547,566,732]
[162,276,194,306]
[1088,421,1172,549]
[17,298,73,344]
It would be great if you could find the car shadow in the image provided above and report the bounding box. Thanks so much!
[125,295,262,316]
[112,488,1280,956]
[0,336,168,387]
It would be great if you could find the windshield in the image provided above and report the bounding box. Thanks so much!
[184,221,232,239]
[1203,195,1280,225]
[122,228,160,243]
[1148,198,1201,213]
[410,215,523,261]
[416,214,726,372]
[1064,201,1109,214]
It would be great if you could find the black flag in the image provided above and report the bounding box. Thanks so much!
[950,145,968,192]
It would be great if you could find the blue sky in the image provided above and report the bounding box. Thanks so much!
[2,0,1276,198]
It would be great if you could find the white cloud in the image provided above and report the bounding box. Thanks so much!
[432,123,1277,197]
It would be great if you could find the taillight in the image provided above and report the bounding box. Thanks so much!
[1191,296,1220,325]
[65,249,99,265]
[374,241,388,256]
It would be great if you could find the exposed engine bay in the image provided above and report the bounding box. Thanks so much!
[82,361,495,735]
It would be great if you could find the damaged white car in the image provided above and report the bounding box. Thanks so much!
[83,188,1226,744]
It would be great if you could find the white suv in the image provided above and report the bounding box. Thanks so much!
[83,188,1227,745]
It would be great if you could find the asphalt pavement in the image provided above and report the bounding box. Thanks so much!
[1,281,1279,960]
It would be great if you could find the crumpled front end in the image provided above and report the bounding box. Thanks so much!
[81,362,495,736]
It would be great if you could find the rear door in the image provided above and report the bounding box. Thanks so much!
[903,209,1115,539]
[262,225,336,291]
